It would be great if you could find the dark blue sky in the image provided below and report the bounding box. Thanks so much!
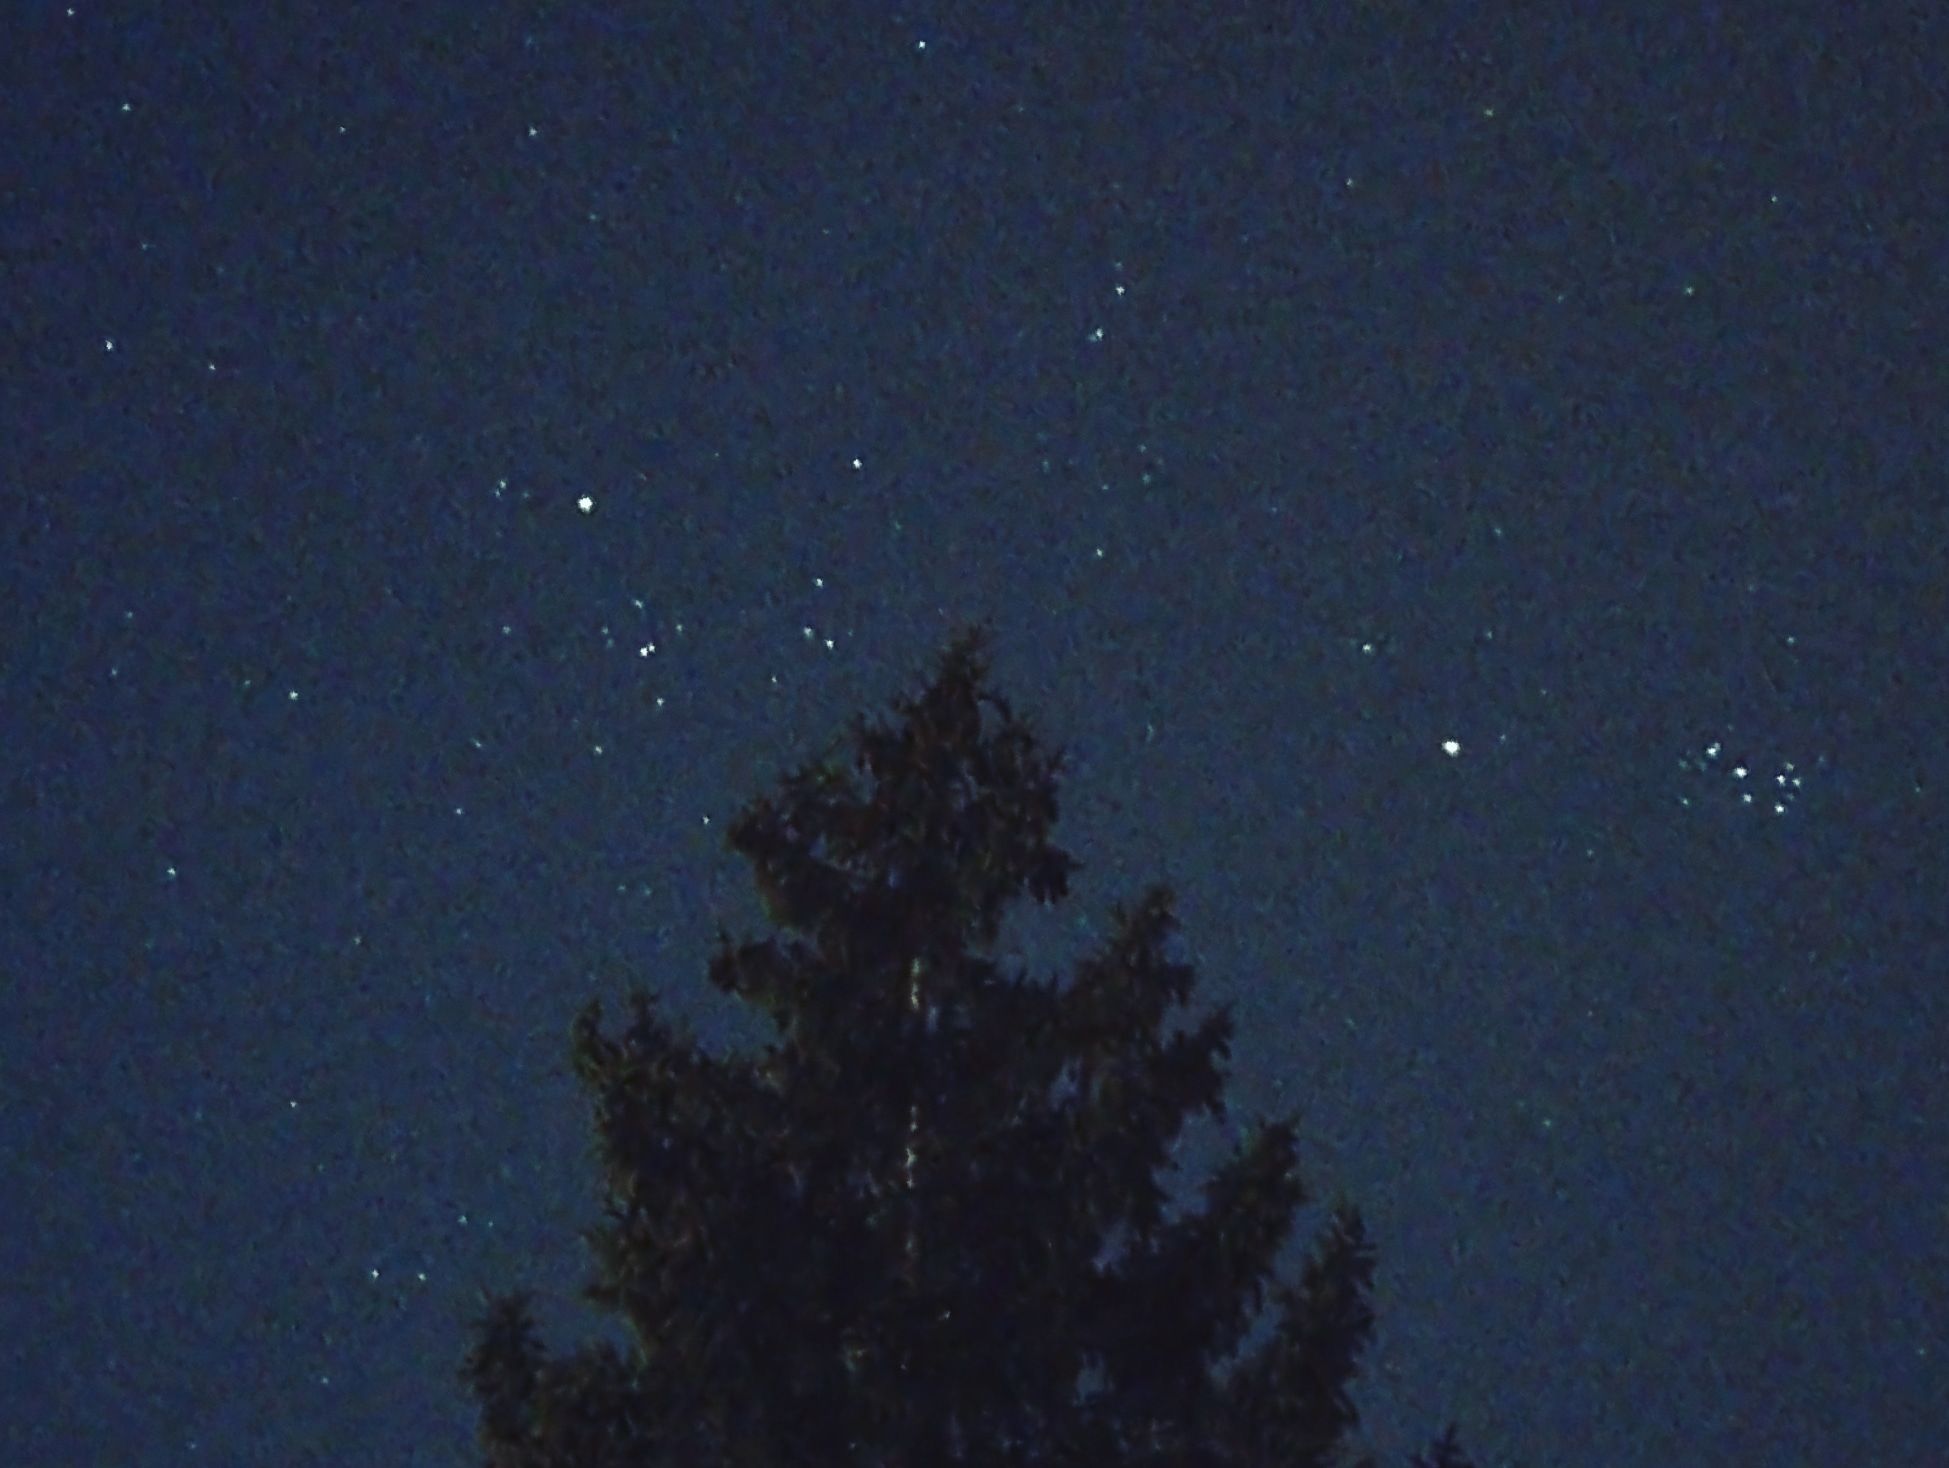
[6,3,1945,1464]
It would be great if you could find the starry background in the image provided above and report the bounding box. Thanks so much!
[5,2,1946,1464]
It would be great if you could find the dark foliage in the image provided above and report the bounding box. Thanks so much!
[460,621,1486,1467]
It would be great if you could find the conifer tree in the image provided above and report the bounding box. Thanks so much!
[461,620,1486,1468]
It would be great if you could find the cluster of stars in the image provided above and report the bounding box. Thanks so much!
[1677,738,1814,816]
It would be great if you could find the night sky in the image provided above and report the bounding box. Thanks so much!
[6,2,1946,1464]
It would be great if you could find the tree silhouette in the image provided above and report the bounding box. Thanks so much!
[461,620,1487,1468]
